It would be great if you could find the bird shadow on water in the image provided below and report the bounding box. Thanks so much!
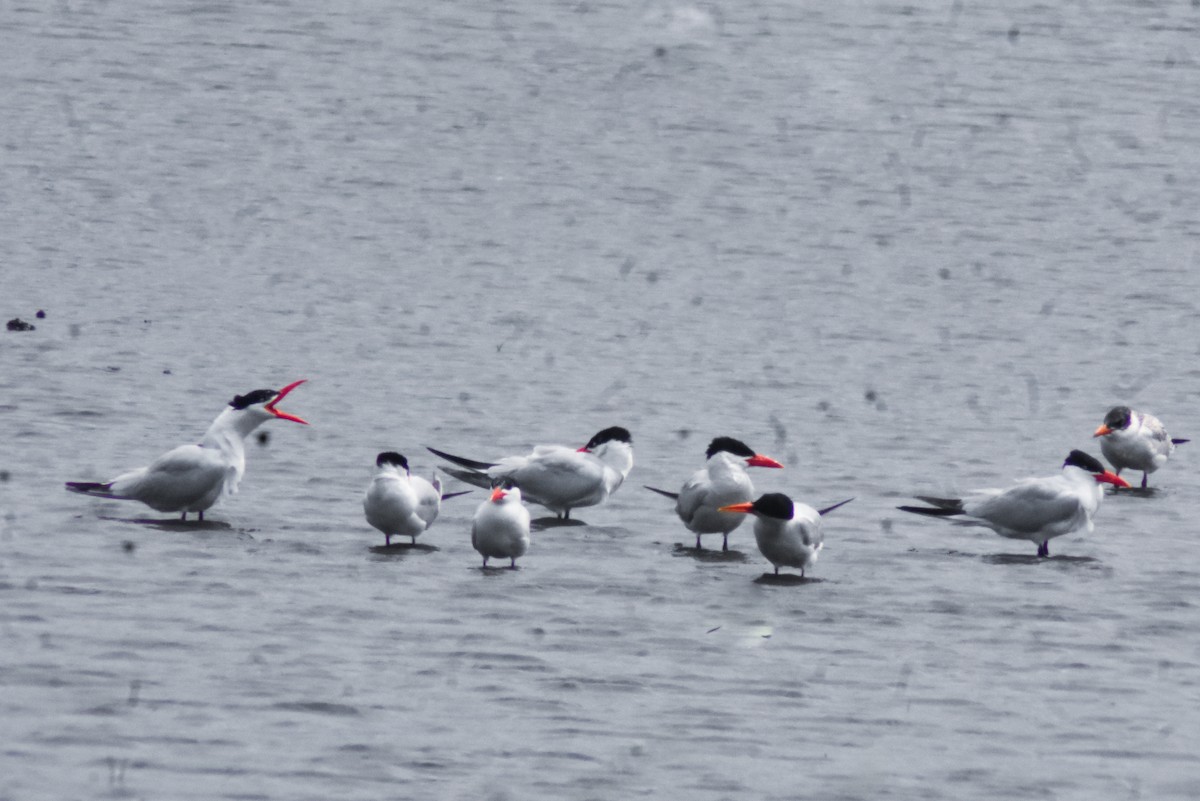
[753,573,824,586]
[1109,486,1163,499]
[531,517,587,531]
[101,516,233,532]
[369,542,439,558]
[671,543,750,563]
[476,564,521,575]
[981,553,1100,567]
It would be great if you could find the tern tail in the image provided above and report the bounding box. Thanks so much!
[1172,438,1189,445]
[643,485,680,500]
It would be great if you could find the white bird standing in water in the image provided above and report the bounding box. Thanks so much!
[429,426,633,520]
[471,484,531,568]
[645,436,784,551]
[363,451,458,546]
[721,493,852,577]
[1093,405,1188,488]
[65,380,308,520]
[898,450,1129,556]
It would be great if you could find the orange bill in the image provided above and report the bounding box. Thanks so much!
[265,379,308,424]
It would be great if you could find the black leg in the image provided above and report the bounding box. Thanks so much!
[774,566,780,575]
[564,509,571,520]
[198,510,204,522]
[482,556,488,568]
[722,534,729,552]
[1142,473,1148,489]
[510,557,517,568]
[180,512,186,521]
[386,533,391,547]
[695,534,702,550]
[411,534,416,545]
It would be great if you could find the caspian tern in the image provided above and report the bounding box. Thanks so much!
[645,436,784,551]
[897,450,1130,556]
[363,451,469,546]
[428,426,633,520]
[471,484,532,568]
[719,493,853,577]
[65,380,308,521]
[1093,406,1188,488]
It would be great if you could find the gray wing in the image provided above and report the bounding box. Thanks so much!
[967,479,1085,535]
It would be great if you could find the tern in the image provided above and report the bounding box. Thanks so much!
[471,484,532,568]
[645,436,784,551]
[898,450,1130,556]
[428,426,633,520]
[1093,406,1188,488]
[719,493,853,577]
[363,451,470,546]
[65,380,308,521]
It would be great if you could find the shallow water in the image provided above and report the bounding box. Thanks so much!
[4,1,1200,798]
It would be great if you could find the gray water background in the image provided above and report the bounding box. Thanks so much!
[3,1,1200,798]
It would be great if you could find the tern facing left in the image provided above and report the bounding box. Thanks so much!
[720,493,853,577]
[472,484,532,568]
[1093,406,1188,488]
[429,426,633,520]
[645,436,784,551]
[898,450,1130,556]
[65,380,308,520]
[363,452,453,546]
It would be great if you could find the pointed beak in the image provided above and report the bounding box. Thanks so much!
[718,501,755,514]
[490,486,507,502]
[746,454,784,469]
[1093,424,1112,437]
[576,446,590,453]
[1096,471,1130,488]
[265,379,308,425]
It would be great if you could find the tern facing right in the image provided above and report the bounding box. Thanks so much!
[363,452,452,546]
[719,493,853,577]
[645,436,784,551]
[65,380,308,521]
[472,484,532,568]
[898,450,1130,556]
[1093,406,1188,488]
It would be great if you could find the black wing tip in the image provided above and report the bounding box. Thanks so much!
[437,466,494,490]
[913,496,965,513]
[897,505,962,517]
[1172,438,1190,445]
[439,489,472,501]
[425,446,495,471]
[643,485,680,500]
[817,497,855,516]
[65,481,115,496]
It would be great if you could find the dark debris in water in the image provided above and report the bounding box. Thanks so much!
[7,317,36,331]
